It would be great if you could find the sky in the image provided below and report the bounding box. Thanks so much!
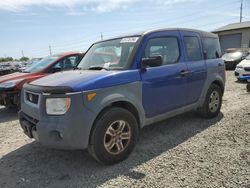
[0,0,249,59]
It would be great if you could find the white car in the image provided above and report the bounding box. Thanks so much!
[235,55,250,80]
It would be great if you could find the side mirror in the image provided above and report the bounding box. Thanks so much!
[141,55,163,69]
[50,67,62,73]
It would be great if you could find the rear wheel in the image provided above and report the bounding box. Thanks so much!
[247,83,250,92]
[197,84,222,118]
[88,107,139,165]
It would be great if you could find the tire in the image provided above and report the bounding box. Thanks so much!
[247,84,250,92]
[197,84,222,118]
[88,107,139,165]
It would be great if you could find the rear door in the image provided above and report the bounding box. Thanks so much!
[140,31,188,118]
[180,31,207,105]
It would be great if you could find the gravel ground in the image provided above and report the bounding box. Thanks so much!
[0,71,249,188]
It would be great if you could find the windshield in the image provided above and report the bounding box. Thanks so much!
[77,37,139,70]
[25,56,58,73]
[222,51,243,59]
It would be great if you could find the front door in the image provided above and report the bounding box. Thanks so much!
[140,31,188,118]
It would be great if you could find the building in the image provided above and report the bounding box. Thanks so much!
[213,21,250,54]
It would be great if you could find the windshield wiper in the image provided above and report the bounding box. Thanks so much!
[89,66,108,71]
[73,67,82,70]
[22,70,30,73]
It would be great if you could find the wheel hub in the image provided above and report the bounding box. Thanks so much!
[209,90,220,113]
[104,120,131,155]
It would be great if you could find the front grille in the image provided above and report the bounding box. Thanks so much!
[26,92,39,104]
[244,67,250,72]
[20,112,39,125]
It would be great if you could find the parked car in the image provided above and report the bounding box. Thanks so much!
[0,62,16,76]
[235,54,250,80]
[0,52,84,108]
[222,48,250,70]
[19,28,225,165]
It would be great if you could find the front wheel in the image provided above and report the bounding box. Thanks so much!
[88,107,139,165]
[197,84,222,118]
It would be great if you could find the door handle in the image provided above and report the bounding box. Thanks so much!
[180,70,190,77]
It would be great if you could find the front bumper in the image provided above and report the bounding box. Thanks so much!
[234,69,250,79]
[19,91,97,150]
[0,89,19,106]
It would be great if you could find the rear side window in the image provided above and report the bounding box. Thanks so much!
[184,36,203,61]
[144,37,180,65]
[203,38,221,59]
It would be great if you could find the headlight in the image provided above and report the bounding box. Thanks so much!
[0,79,23,89]
[46,98,71,115]
[236,65,243,69]
[0,81,16,88]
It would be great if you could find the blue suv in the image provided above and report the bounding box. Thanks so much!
[19,28,225,164]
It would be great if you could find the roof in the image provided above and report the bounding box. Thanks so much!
[97,28,217,44]
[52,51,85,57]
[143,28,217,38]
[213,21,250,33]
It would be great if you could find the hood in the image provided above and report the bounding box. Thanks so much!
[238,59,250,67]
[222,52,242,61]
[31,70,141,91]
[0,72,29,83]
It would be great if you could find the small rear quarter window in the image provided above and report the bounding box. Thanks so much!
[203,38,222,59]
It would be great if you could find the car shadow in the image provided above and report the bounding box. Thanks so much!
[0,112,224,188]
[0,106,18,123]
[235,80,248,84]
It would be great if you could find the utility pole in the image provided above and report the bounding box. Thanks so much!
[49,45,52,56]
[240,0,243,23]
[101,32,103,40]
[21,50,24,57]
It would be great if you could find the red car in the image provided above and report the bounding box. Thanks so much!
[0,52,84,108]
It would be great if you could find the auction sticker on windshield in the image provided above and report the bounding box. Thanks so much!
[120,37,139,43]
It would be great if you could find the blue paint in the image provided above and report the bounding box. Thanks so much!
[239,75,250,81]
[30,28,222,118]
[139,30,188,117]
[180,30,207,105]
[31,69,141,91]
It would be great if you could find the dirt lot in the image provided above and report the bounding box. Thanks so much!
[0,71,249,188]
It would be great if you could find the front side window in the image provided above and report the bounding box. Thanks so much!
[203,38,221,59]
[53,55,81,70]
[184,36,203,61]
[144,37,180,65]
[77,37,139,70]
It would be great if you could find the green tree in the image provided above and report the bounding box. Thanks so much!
[20,57,29,62]
[0,57,13,62]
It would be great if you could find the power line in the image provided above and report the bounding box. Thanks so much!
[16,0,246,58]
[48,0,240,50]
